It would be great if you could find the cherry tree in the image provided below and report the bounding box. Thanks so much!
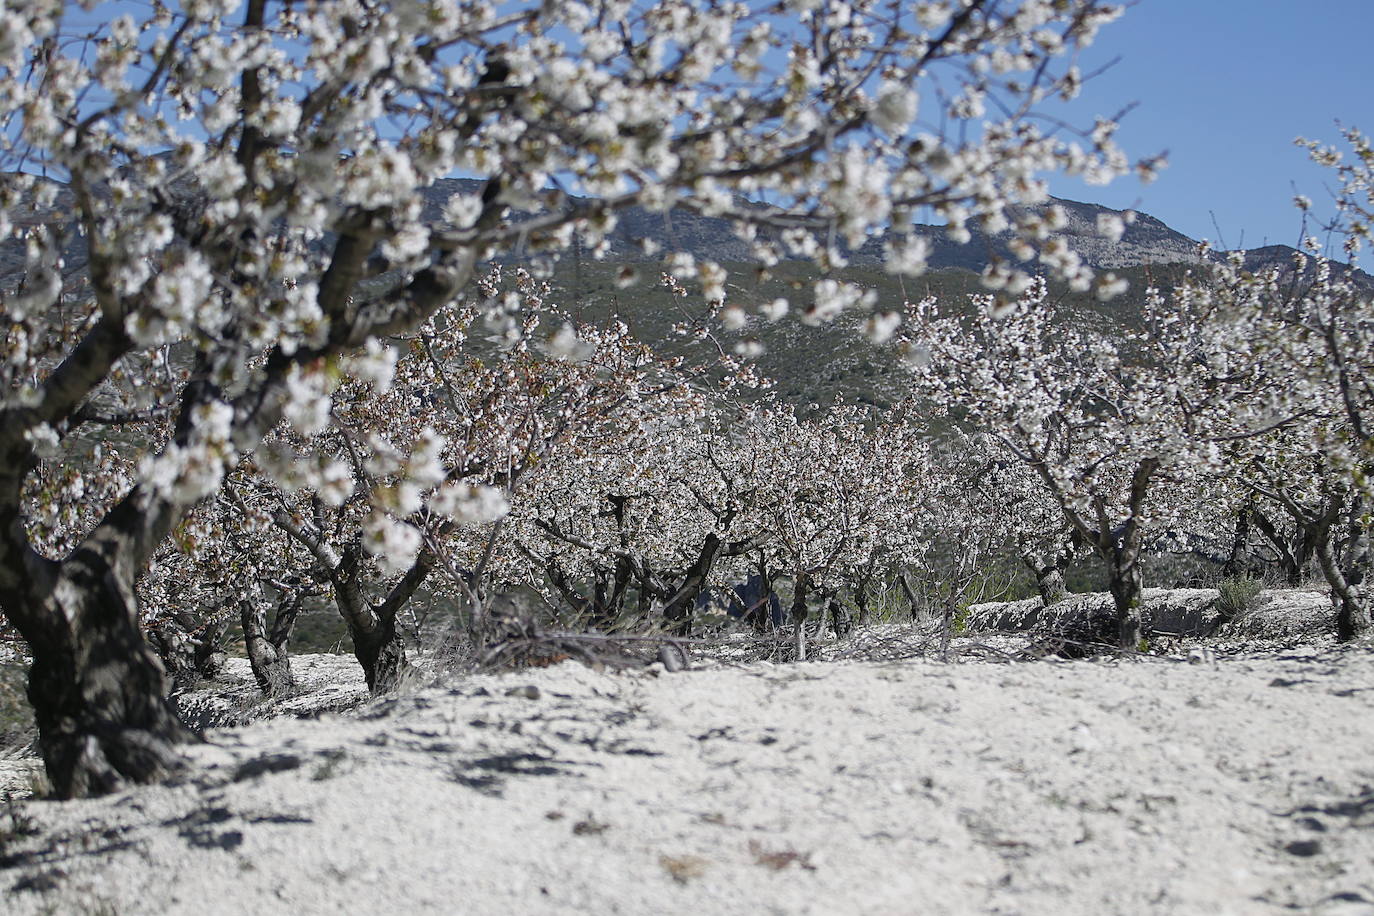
[0,0,1139,796]
[510,399,946,655]
[507,401,758,636]
[903,278,1235,649]
[949,428,1084,604]
[742,404,930,654]
[1195,271,1372,638]
[151,281,699,692]
[1181,166,1374,638]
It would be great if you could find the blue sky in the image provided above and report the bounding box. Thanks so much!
[1050,0,1374,251]
[63,0,1370,253]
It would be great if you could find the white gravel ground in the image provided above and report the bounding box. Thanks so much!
[1,626,1372,916]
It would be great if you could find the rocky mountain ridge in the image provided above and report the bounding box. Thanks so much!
[2,172,1367,296]
[417,177,1361,282]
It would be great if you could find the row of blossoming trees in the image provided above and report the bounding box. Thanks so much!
[0,0,1369,802]
[903,165,1374,648]
[145,211,1374,706]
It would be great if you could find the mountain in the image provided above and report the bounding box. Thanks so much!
[4,172,1368,304]
[413,178,1374,291]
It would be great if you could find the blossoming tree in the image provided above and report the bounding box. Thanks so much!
[0,0,1137,796]
[1189,149,1374,638]
[903,278,1238,649]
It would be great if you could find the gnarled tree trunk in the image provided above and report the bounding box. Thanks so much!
[11,552,190,799]
[1082,460,1157,652]
[272,515,431,693]
[1252,507,1314,586]
[1314,500,1373,642]
[660,530,730,637]
[240,588,301,697]
[148,606,229,690]
[347,609,407,692]
[335,544,428,692]
[1221,505,1253,579]
[1022,529,1080,606]
[1023,553,1069,606]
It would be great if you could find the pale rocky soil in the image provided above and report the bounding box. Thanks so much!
[1,590,1372,916]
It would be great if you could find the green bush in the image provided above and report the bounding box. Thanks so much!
[1216,576,1263,620]
[951,604,972,635]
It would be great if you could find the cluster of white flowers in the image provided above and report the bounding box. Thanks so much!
[343,340,399,394]
[139,401,238,505]
[804,279,876,325]
[361,510,423,575]
[431,481,510,524]
[282,364,336,436]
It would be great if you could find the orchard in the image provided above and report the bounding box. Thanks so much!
[0,0,1368,805]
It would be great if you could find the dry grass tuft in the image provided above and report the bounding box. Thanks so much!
[659,853,708,884]
[747,839,815,871]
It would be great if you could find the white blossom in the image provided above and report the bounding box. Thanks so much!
[871,80,918,136]
[430,482,511,524]
[1096,213,1126,243]
[361,511,422,575]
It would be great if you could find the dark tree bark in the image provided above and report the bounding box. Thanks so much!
[1262,488,1370,642]
[1221,505,1253,579]
[1313,496,1373,642]
[148,606,230,690]
[847,558,882,628]
[271,510,435,692]
[1022,553,1069,606]
[1252,507,1313,586]
[240,587,301,697]
[1338,498,1372,639]
[10,552,191,799]
[1022,528,1081,606]
[896,571,921,622]
[348,610,407,692]
[1066,459,1157,651]
[1105,534,1145,650]
[829,597,852,638]
[660,531,726,637]
[336,544,430,691]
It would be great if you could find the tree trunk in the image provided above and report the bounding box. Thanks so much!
[17,562,191,799]
[1253,508,1310,586]
[349,613,407,691]
[790,573,810,661]
[743,557,780,633]
[331,543,425,692]
[1098,461,1156,651]
[660,532,726,637]
[1023,529,1079,605]
[829,598,852,638]
[1023,554,1069,605]
[147,607,229,689]
[240,591,297,697]
[1221,506,1252,578]
[851,561,877,627]
[897,571,921,623]
[1106,539,1145,651]
[1316,526,1373,642]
